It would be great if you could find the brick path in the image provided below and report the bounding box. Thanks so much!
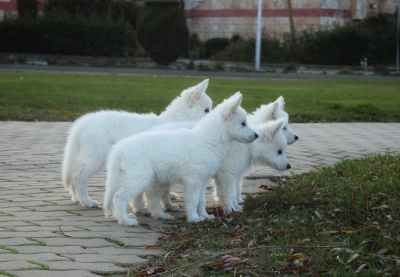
[1,122,399,276]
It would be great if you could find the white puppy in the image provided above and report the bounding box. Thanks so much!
[104,93,258,225]
[62,79,212,208]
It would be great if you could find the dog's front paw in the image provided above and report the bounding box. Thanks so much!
[187,215,204,223]
[81,199,100,208]
[157,213,175,220]
[127,213,137,219]
[119,217,139,226]
[203,213,215,220]
[166,203,180,212]
[169,192,180,200]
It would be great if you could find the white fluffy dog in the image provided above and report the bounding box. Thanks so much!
[62,79,212,208]
[103,93,258,226]
[142,96,296,217]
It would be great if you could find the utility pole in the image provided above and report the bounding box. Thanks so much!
[287,0,295,40]
[255,0,262,71]
[397,0,400,73]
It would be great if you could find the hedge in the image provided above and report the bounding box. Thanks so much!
[0,15,137,56]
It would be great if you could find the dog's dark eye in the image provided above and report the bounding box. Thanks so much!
[277,150,282,155]
[241,121,246,126]
[283,127,287,130]
[204,108,209,113]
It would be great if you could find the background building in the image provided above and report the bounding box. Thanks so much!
[183,0,398,40]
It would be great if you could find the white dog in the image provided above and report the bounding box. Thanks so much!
[132,96,296,218]
[103,93,258,226]
[62,79,212,208]
[248,96,298,144]
[143,118,291,219]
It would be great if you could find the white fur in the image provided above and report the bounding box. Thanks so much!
[103,93,258,226]
[248,96,298,144]
[62,79,212,208]
[139,96,296,217]
[145,119,291,217]
[213,119,290,214]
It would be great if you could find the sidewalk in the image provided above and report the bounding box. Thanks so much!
[1,121,400,276]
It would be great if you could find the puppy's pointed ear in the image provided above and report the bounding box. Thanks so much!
[276,96,285,109]
[228,92,242,115]
[272,118,284,136]
[223,92,242,119]
[182,79,209,107]
[263,101,279,122]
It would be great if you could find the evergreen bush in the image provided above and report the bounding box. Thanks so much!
[17,0,37,19]
[203,37,229,59]
[44,0,111,18]
[137,0,189,66]
[0,15,137,56]
[108,0,140,29]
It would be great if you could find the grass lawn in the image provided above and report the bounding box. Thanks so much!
[0,72,399,122]
[131,153,400,277]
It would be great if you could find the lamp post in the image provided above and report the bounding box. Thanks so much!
[255,0,262,71]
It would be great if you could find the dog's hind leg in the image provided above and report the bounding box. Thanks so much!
[161,186,180,212]
[73,156,104,208]
[113,175,151,226]
[129,194,148,215]
[146,183,175,220]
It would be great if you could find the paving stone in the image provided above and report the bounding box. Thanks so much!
[7,270,103,277]
[0,238,41,246]
[0,253,70,262]
[12,246,95,255]
[62,253,147,264]
[39,238,116,248]
[0,260,43,270]
[1,121,400,275]
[86,246,164,256]
[43,261,126,273]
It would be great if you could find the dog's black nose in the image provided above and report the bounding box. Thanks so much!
[294,135,299,140]
[254,133,259,139]
[287,164,291,169]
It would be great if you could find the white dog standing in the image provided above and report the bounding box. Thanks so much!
[103,93,258,226]
[62,79,212,208]
[132,96,297,218]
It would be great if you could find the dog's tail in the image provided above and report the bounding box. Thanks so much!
[103,152,121,218]
[62,129,80,191]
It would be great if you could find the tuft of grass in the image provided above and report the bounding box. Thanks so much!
[0,245,19,254]
[26,238,46,246]
[27,260,50,270]
[65,210,82,216]
[0,72,399,122]
[0,270,18,277]
[130,153,400,276]
[74,226,92,232]
[23,220,40,226]
[105,238,124,247]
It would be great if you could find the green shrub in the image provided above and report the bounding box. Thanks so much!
[0,15,137,56]
[44,0,111,18]
[108,0,140,29]
[187,33,203,60]
[17,0,37,19]
[137,0,189,66]
[295,24,370,65]
[203,37,229,59]
[358,14,397,65]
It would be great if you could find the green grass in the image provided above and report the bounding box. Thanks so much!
[131,153,400,277]
[0,72,399,122]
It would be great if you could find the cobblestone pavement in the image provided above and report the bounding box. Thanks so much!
[1,122,400,276]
